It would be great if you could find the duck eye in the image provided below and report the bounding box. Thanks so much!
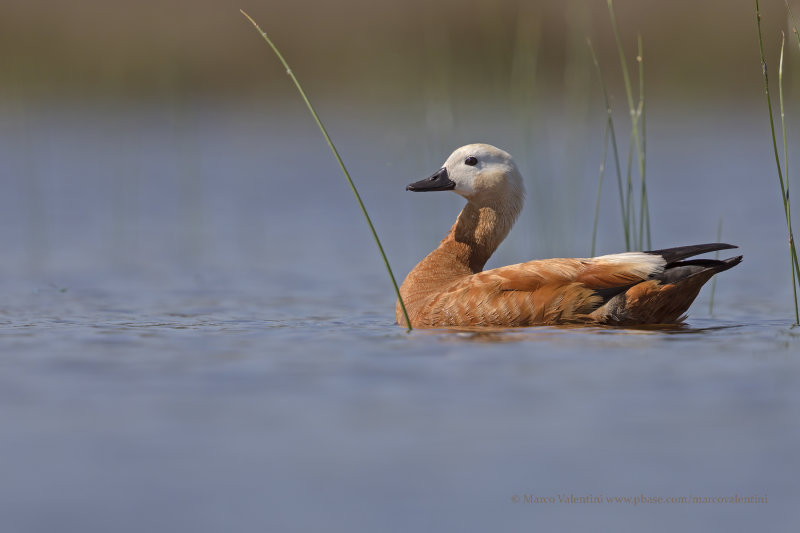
[464,156,478,166]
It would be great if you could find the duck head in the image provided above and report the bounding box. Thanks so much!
[406,143,525,209]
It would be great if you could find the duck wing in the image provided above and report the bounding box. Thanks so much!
[418,252,662,326]
[416,245,740,327]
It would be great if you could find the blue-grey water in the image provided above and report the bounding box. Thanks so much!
[0,98,798,532]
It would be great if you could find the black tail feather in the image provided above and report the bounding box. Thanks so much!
[654,255,743,285]
[645,243,738,264]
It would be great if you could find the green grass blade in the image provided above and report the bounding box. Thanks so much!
[607,0,635,113]
[624,133,637,247]
[779,32,788,205]
[755,0,800,325]
[787,1,800,50]
[591,113,611,257]
[588,39,629,252]
[241,10,413,330]
[784,2,800,324]
[636,34,651,250]
[778,31,800,324]
[609,0,645,250]
[608,0,636,248]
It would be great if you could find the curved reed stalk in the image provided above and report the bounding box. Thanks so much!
[755,0,800,325]
[588,39,627,255]
[607,1,650,250]
[241,10,412,330]
[591,1,650,253]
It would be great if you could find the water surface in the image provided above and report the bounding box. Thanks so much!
[0,101,797,532]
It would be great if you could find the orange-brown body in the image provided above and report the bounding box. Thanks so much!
[397,143,741,329]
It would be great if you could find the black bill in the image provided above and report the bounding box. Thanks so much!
[406,167,456,192]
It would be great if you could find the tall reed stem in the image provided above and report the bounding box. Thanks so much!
[788,1,800,49]
[755,0,800,325]
[636,35,651,250]
[241,10,413,330]
[588,39,627,255]
[607,0,650,251]
[778,31,800,324]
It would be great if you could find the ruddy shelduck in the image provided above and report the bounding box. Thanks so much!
[397,143,741,328]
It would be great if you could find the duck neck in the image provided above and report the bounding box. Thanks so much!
[440,198,518,274]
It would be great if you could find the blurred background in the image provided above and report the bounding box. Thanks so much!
[1,0,799,281]
[0,0,795,101]
[0,0,798,283]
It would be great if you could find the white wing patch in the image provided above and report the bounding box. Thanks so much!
[593,252,665,279]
